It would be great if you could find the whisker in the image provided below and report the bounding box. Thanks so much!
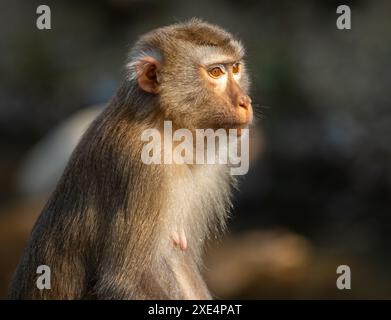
[252,103,270,122]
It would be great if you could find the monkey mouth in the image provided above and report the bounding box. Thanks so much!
[226,110,253,129]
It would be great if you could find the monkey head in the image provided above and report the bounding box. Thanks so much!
[127,19,253,131]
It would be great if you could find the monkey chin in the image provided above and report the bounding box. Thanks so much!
[224,110,253,135]
[219,119,252,136]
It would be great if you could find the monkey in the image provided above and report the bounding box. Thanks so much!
[8,19,253,300]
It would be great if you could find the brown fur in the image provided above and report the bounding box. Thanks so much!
[8,19,251,299]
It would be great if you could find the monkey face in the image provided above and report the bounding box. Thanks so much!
[154,47,253,131]
[197,58,253,130]
[129,20,253,131]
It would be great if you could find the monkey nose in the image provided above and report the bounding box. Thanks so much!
[238,95,252,110]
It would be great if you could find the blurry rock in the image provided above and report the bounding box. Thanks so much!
[205,230,312,299]
[205,229,391,299]
[17,106,103,196]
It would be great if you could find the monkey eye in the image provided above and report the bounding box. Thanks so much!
[232,63,241,74]
[208,66,225,78]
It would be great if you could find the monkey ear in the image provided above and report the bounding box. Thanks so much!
[136,56,161,94]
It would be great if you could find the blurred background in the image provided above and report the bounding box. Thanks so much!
[1,0,390,299]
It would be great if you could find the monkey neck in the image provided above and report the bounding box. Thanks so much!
[134,119,234,264]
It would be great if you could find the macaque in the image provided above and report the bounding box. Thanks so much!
[9,19,253,299]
